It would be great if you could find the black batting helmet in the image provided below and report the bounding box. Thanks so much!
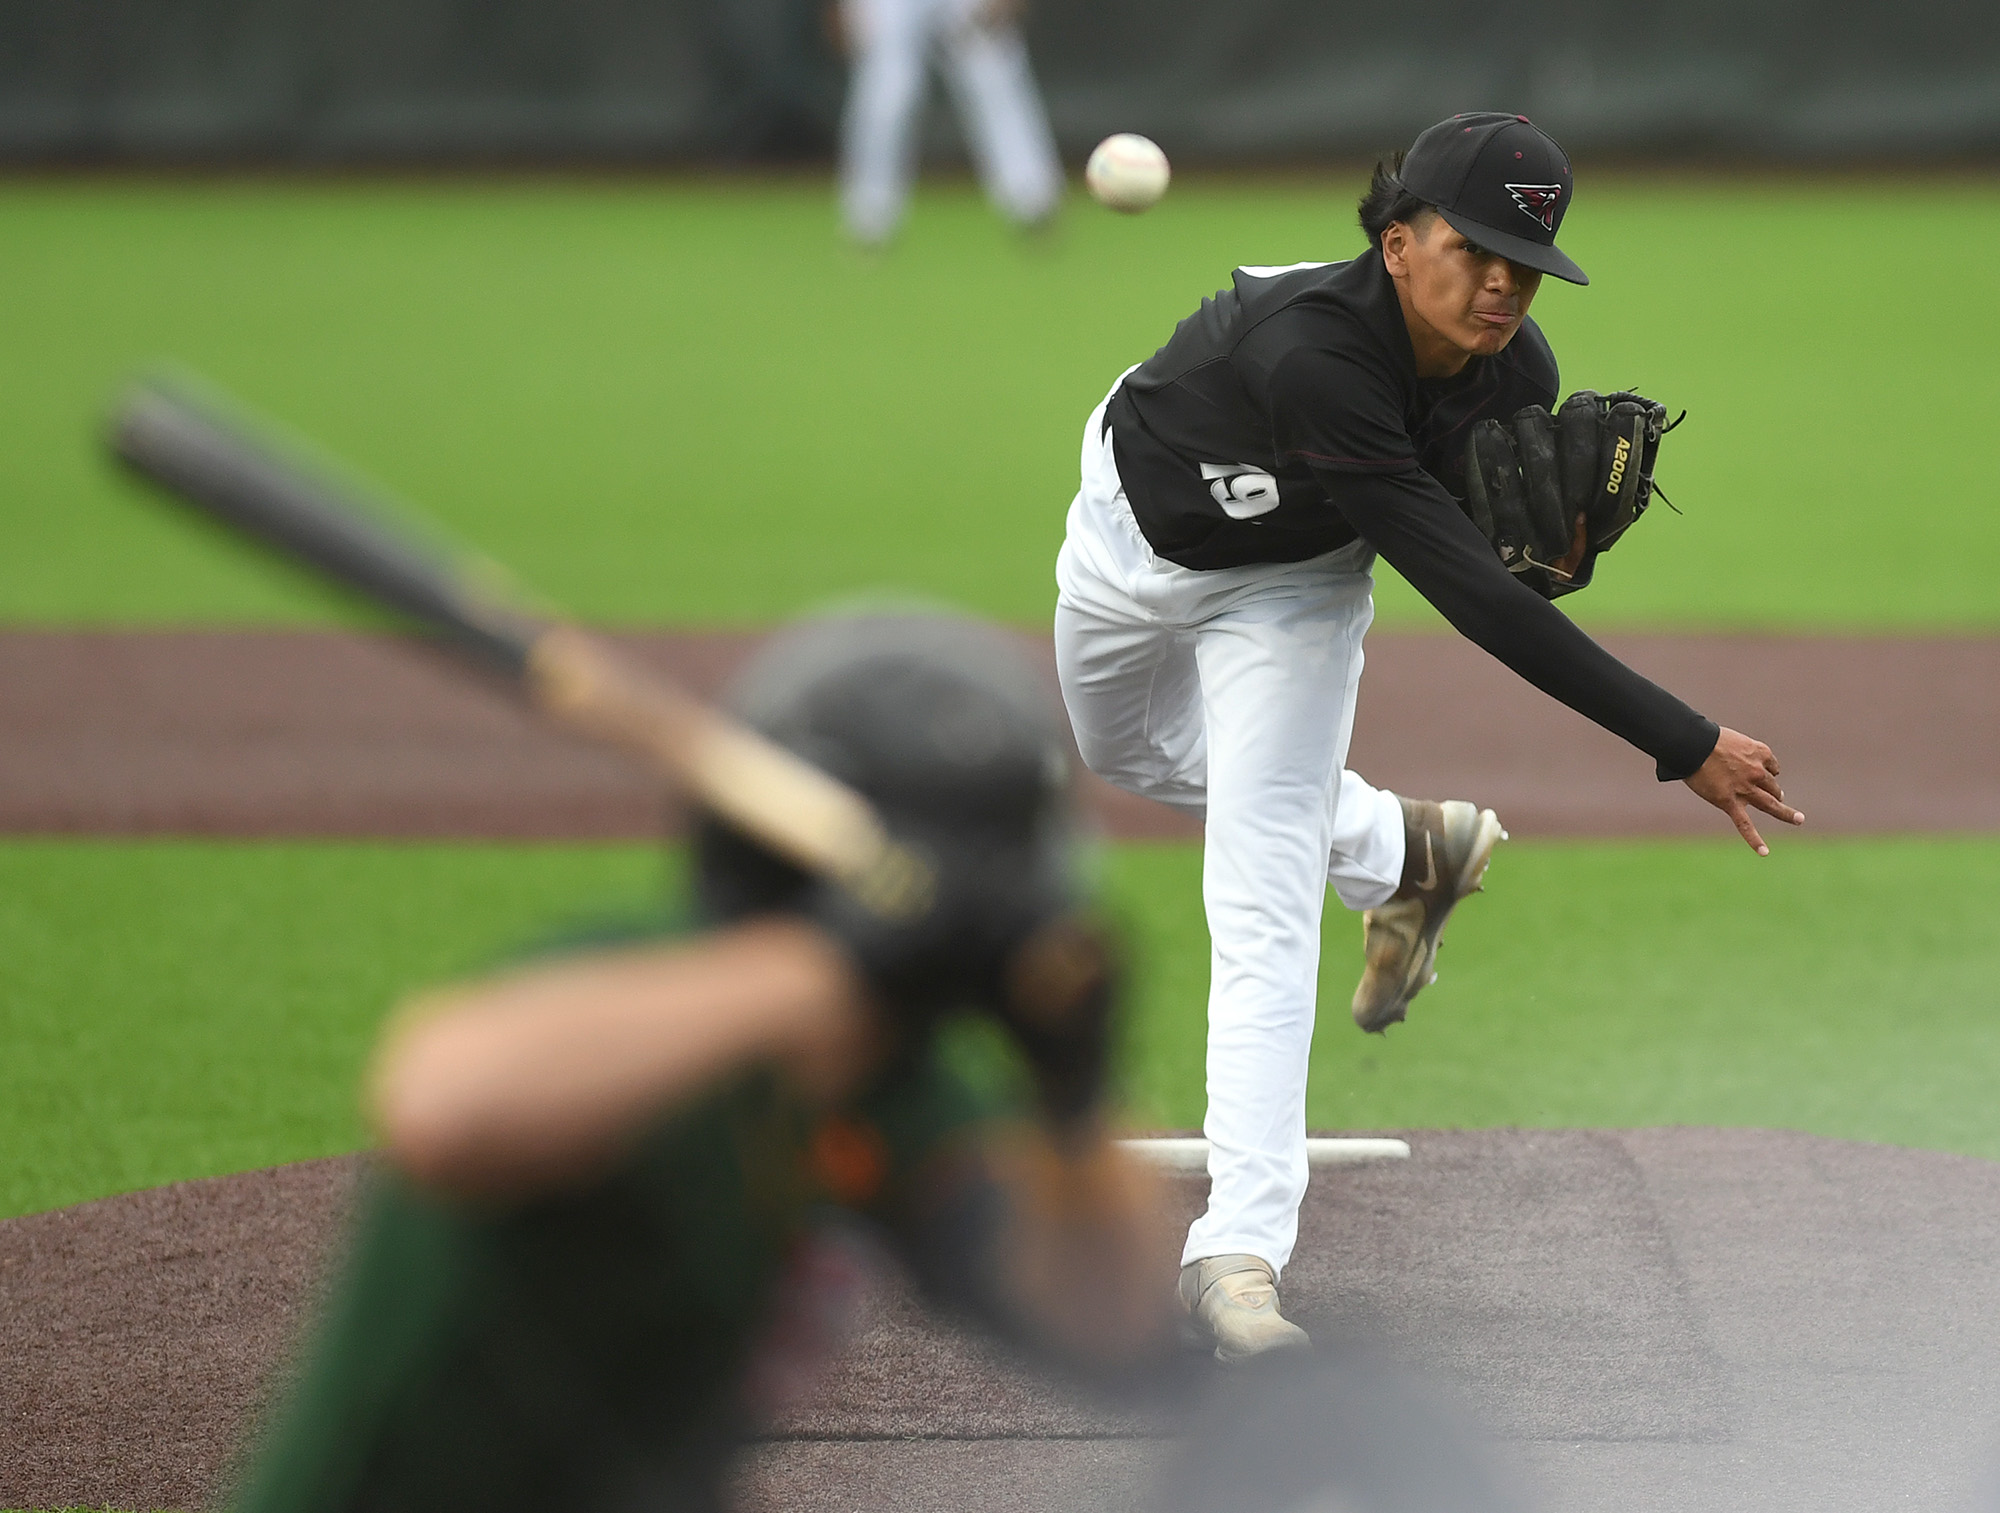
[692,608,1078,925]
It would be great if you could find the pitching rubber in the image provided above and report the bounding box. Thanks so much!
[1120,1137,1411,1171]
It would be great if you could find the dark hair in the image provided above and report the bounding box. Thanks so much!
[1356,151,1437,251]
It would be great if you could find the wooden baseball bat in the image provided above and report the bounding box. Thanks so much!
[106,375,929,916]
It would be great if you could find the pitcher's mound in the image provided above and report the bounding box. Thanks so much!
[4,1129,1998,1513]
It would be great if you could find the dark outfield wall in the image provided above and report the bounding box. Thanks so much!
[3,0,1996,163]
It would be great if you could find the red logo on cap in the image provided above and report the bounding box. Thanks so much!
[1506,183,1563,231]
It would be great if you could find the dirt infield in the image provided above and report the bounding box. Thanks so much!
[5,1129,1999,1513]
[2,629,1995,840]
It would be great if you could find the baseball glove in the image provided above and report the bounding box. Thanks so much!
[1462,390,1680,599]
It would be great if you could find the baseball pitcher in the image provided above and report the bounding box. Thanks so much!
[1051,112,1802,1362]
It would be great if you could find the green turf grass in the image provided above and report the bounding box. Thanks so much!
[1,175,1994,630]
[0,840,667,1220]
[3,833,1997,1222]
[1109,834,2000,1151]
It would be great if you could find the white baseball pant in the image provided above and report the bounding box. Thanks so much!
[1053,385,1407,1276]
[838,0,1063,244]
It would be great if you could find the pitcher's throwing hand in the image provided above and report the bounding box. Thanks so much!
[1687,726,1804,856]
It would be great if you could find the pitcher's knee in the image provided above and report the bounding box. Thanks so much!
[1080,728,1160,784]
[1074,734,1172,798]
[1069,731,1114,781]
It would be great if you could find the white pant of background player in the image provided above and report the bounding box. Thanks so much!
[1054,384,1407,1275]
[838,0,1062,244]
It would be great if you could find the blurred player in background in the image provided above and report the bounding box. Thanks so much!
[836,0,1062,245]
[234,611,1175,1512]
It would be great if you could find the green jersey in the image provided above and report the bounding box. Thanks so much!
[237,1013,1012,1512]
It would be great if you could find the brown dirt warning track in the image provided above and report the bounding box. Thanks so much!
[1,628,1996,839]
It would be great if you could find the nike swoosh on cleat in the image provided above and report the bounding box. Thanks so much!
[1411,833,1438,893]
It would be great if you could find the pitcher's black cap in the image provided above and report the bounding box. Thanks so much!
[1397,112,1587,285]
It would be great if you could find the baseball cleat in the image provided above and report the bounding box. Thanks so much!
[1351,797,1506,1034]
[1178,1254,1311,1365]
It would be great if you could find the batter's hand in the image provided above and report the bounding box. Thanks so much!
[1684,727,1803,856]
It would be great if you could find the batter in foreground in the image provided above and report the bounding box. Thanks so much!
[1052,111,1803,1362]
[235,612,1175,1512]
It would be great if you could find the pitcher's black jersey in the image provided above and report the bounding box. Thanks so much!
[1096,249,1719,782]
[1108,252,1556,571]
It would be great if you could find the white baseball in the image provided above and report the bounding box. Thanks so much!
[1085,133,1170,213]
